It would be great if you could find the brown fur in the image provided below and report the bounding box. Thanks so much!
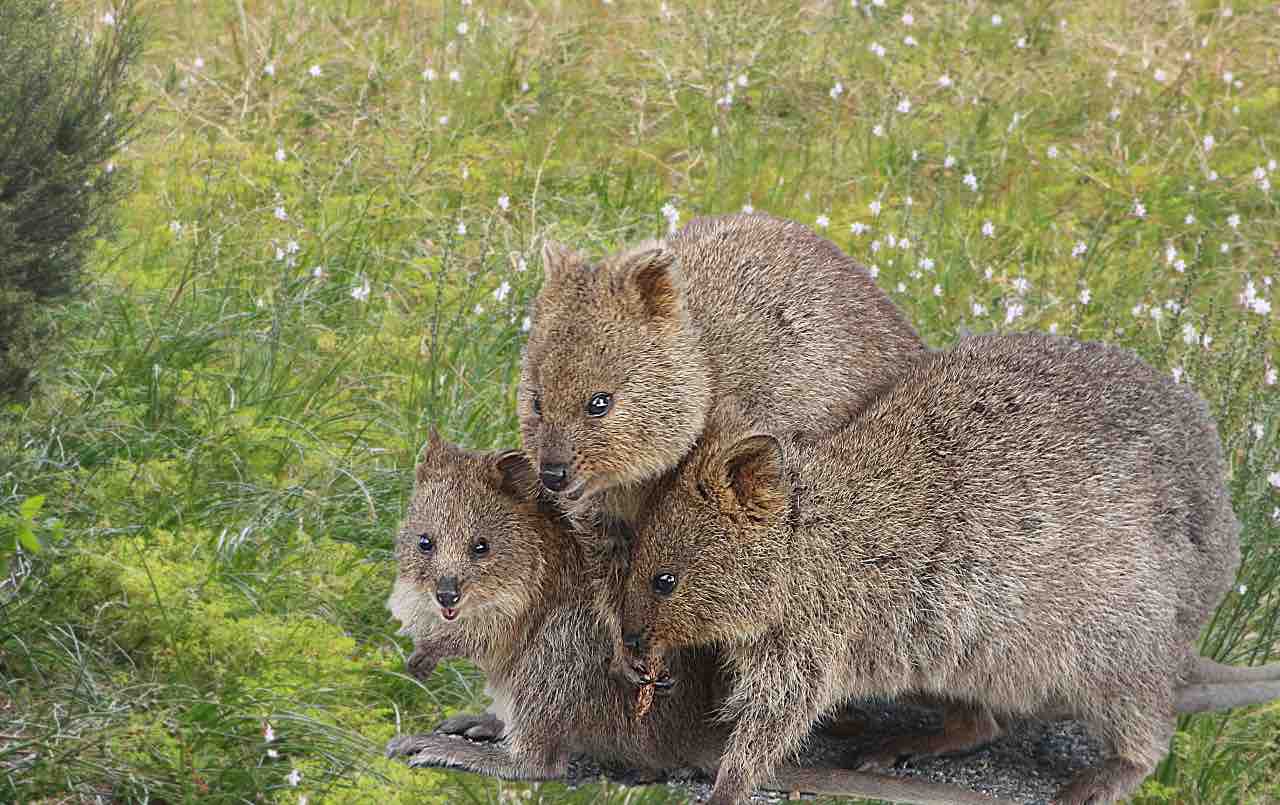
[519,213,924,656]
[618,333,1261,805]
[385,437,1021,804]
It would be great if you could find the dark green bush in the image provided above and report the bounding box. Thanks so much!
[0,0,142,399]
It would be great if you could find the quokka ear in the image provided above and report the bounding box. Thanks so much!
[489,449,539,500]
[716,433,788,518]
[614,242,682,321]
[417,427,467,483]
[540,240,582,283]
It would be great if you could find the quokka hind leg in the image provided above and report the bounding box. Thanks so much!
[1054,704,1170,805]
[857,701,1002,769]
[386,733,567,780]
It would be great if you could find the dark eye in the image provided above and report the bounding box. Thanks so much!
[652,572,677,597]
[471,539,489,557]
[532,393,542,416]
[417,534,434,553]
[586,392,612,417]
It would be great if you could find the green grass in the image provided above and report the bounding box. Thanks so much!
[2,0,1278,802]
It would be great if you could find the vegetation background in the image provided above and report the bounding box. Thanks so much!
[2,0,1278,802]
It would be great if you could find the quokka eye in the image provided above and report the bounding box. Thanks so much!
[586,392,612,417]
[652,572,678,597]
[417,534,434,554]
[471,539,490,557]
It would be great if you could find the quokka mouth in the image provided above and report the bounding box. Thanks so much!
[440,606,459,621]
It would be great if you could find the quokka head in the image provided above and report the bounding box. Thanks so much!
[518,239,712,505]
[387,431,549,637]
[618,425,791,689]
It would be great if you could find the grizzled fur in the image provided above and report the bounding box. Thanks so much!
[385,437,1019,805]
[618,333,1266,805]
[519,213,921,511]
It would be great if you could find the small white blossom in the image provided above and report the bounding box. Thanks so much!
[308,64,322,78]
[1208,170,1219,181]
[1048,322,1058,335]
[904,35,917,47]
[742,203,755,214]
[1174,259,1186,273]
[869,42,886,58]
[169,220,183,236]
[869,200,882,217]
[1165,244,1178,265]
[194,56,205,70]
[274,206,288,221]
[1072,241,1087,258]
[868,265,879,279]
[1149,306,1163,321]
[901,12,914,25]
[1185,213,1196,225]
[1016,36,1027,49]
[1269,472,1280,490]
[896,282,906,293]
[275,148,286,162]
[1227,213,1241,229]
[287,770,302,787]
[850,222,868,236]
[815,214,830,229]
[267,748,279,759]
[1047,145,1059,159]
[264,62,276,77]
[312,266,326,279]
[423,67,437,81]
[991,13,1002,25]
[872,124,885,138]
[1012,276,1031,294]
[661,202,680,233]
[449,69,462,82]
[1109,107,1121,121]
[870,240,882,253]
[1252,299,1272,316]
[984,267,994,280]
[896,97,912,114]
[1266,366,1277,385]
[456,21,469,35]
[1153,68,1167,83]
[982,221,995,238]
[1171,366,1183,383]
[1203,134,1215,152]
[438,115,450,126]
[737,74,748,87]
[944,154,956,168]
[1079,287,1091,305]
[932,284,943,297]
[963,172,978,191]
[1132,199,1146,218]
[1223,71,1234,84]
[1005,301,1024,324]
[1252,423,1264,440]
[493,280,511,303]
[497,195,510,211]
[938,74,953,88]
[1181,322,1199,346]
[264,723,277,743]
[102,11,116,25]
[830,81,845,99]
[887,233,898,248]
[920,256,934,271]
[972,302,987,316]
[1239,584,1249,597]
[350,275,371,302]
[521,316,532,332]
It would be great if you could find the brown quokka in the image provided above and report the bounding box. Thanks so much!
[519,213,924,651]
[617,332,1280,805]
[385,433,1013,805]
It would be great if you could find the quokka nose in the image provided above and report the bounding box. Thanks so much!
[539,463,569,491]
[622,633,643,652]
[435,577,461,607]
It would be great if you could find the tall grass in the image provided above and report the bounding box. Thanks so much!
[2,1,1277,803]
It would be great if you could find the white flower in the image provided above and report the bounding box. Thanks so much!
[981,221,995,238]
[850,222,868,236]
[1252,299,1272,316]
[938,74,953,88]
[456,21,469,35]
[944,154,956,168]
[872,124,885,137]
[661,202,680,233]
[869,200,882,217]
[194,56,205,70]
[868,265,879,279]
[521,316,532,332]
[520,80,530,92]
[1220,243,1229,254]
[815,214,830,229]
[438,114,449,126]
[170,220,183,236]
[870,240,882,253]
[1149,306,1163,321]
[456,221,467,236]
[1266,367,1277,385]
[1171,366,1183,383]
[932,284,942,297]
[1223,71,1234,84]
[493,281,511,303]
[971,302,987,316]
[264,723,276,743]
[1047,145,1059,159]
[312,266,326,279]
[1165,244,1177,265]
[267,748,280,759]
[423,67,437,81]
[102,11,116,25]
[1072,241,1087,258]
[963,172,978,191]
[1109,107,1121,121]
[887,233,897,248]
[1004,301,1024,324]
[920,257,934,271]
[275,148,286,162]
[830,81,845,99]
[737,74,748,87]
[869,42,886,58]
[1016,36,1027,49]
[449,69,462,82]
[1132,199,1146,218]
[1227,213,1241,229]
[1106,69,1118,87]
[1239,584,1249,597]
[991,13,1002,25]
[1012,277,1031,294]
[1079,287,1092,305]
[1184,213,1196,225]
[274,206,288,221]
[895,282,906,293]
[904,35,918,47]
[264,62,276,77]
[1252,423,1264,440]
[901,12,914,25]
[286,240,299,254]
[1153,68,1167,83]
[497,195,510,211]
[1180,322,1198,346]
[300,796,309,805]
[287,770,302,787]
[351,275,371,302]
[1269,472,1280,490]
[984,267,994,280]
[308,64,322,78]
[1208,170,1219,181]
[742,203,755,214]
[896,97,911,114]
[1270,159,1278,172]
[1203,134,1215,152]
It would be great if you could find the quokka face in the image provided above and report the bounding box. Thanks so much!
[388,435,547,636]
[518,241,711,505]
[617,430,790,683]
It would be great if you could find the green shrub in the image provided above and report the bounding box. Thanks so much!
[0,0,142,399]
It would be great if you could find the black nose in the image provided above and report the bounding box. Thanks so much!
[435,577,460,608]
[622,632,643,652]
[539,463,569,491]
